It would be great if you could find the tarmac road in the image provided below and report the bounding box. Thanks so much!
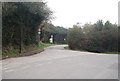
[2,45,118,79]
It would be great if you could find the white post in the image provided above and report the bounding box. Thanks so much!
[38,31,41,47]
[50,35,53,43]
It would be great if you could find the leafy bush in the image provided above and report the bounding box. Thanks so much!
[68,20,118,53]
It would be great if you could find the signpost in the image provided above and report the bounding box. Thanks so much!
[37,23,44,46]
[38,28,41,47]
[50,35,53,43]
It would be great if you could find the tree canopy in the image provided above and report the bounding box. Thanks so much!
[2,2,53,54]
[68,20,118,53]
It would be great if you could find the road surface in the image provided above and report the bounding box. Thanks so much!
[2,45,118,79]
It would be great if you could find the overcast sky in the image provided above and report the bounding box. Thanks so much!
[45,0,119,28]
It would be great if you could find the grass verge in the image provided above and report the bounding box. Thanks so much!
[40,42,56,47]
[102,52,119,54]
[2,42,56,59]
[64,46,69,49]
[64,46,119,54]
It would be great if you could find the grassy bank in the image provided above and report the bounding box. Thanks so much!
[103,52,119,54]
[64,46,119,54]
[64,46,69,49]
[40,42,56,47]
[2,42,56,59]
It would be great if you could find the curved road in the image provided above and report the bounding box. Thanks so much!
[2,45,118,79]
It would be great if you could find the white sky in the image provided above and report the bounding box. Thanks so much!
[45,0,119,28]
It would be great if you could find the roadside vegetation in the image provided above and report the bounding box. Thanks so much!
[2,2,119,59]
[64,46,119,54]
[40,42,56,47]
[67,20,119,54]
[41,23,67,44]
[2,2,54,59]
[2,43,56,59]
[2,2,67,59]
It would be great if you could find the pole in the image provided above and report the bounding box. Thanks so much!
[38,31,41,47]
[38,34,40,47]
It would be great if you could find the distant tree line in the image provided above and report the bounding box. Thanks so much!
[68,20,119,53]
[41,23,67,44]
[2,2,53,54]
